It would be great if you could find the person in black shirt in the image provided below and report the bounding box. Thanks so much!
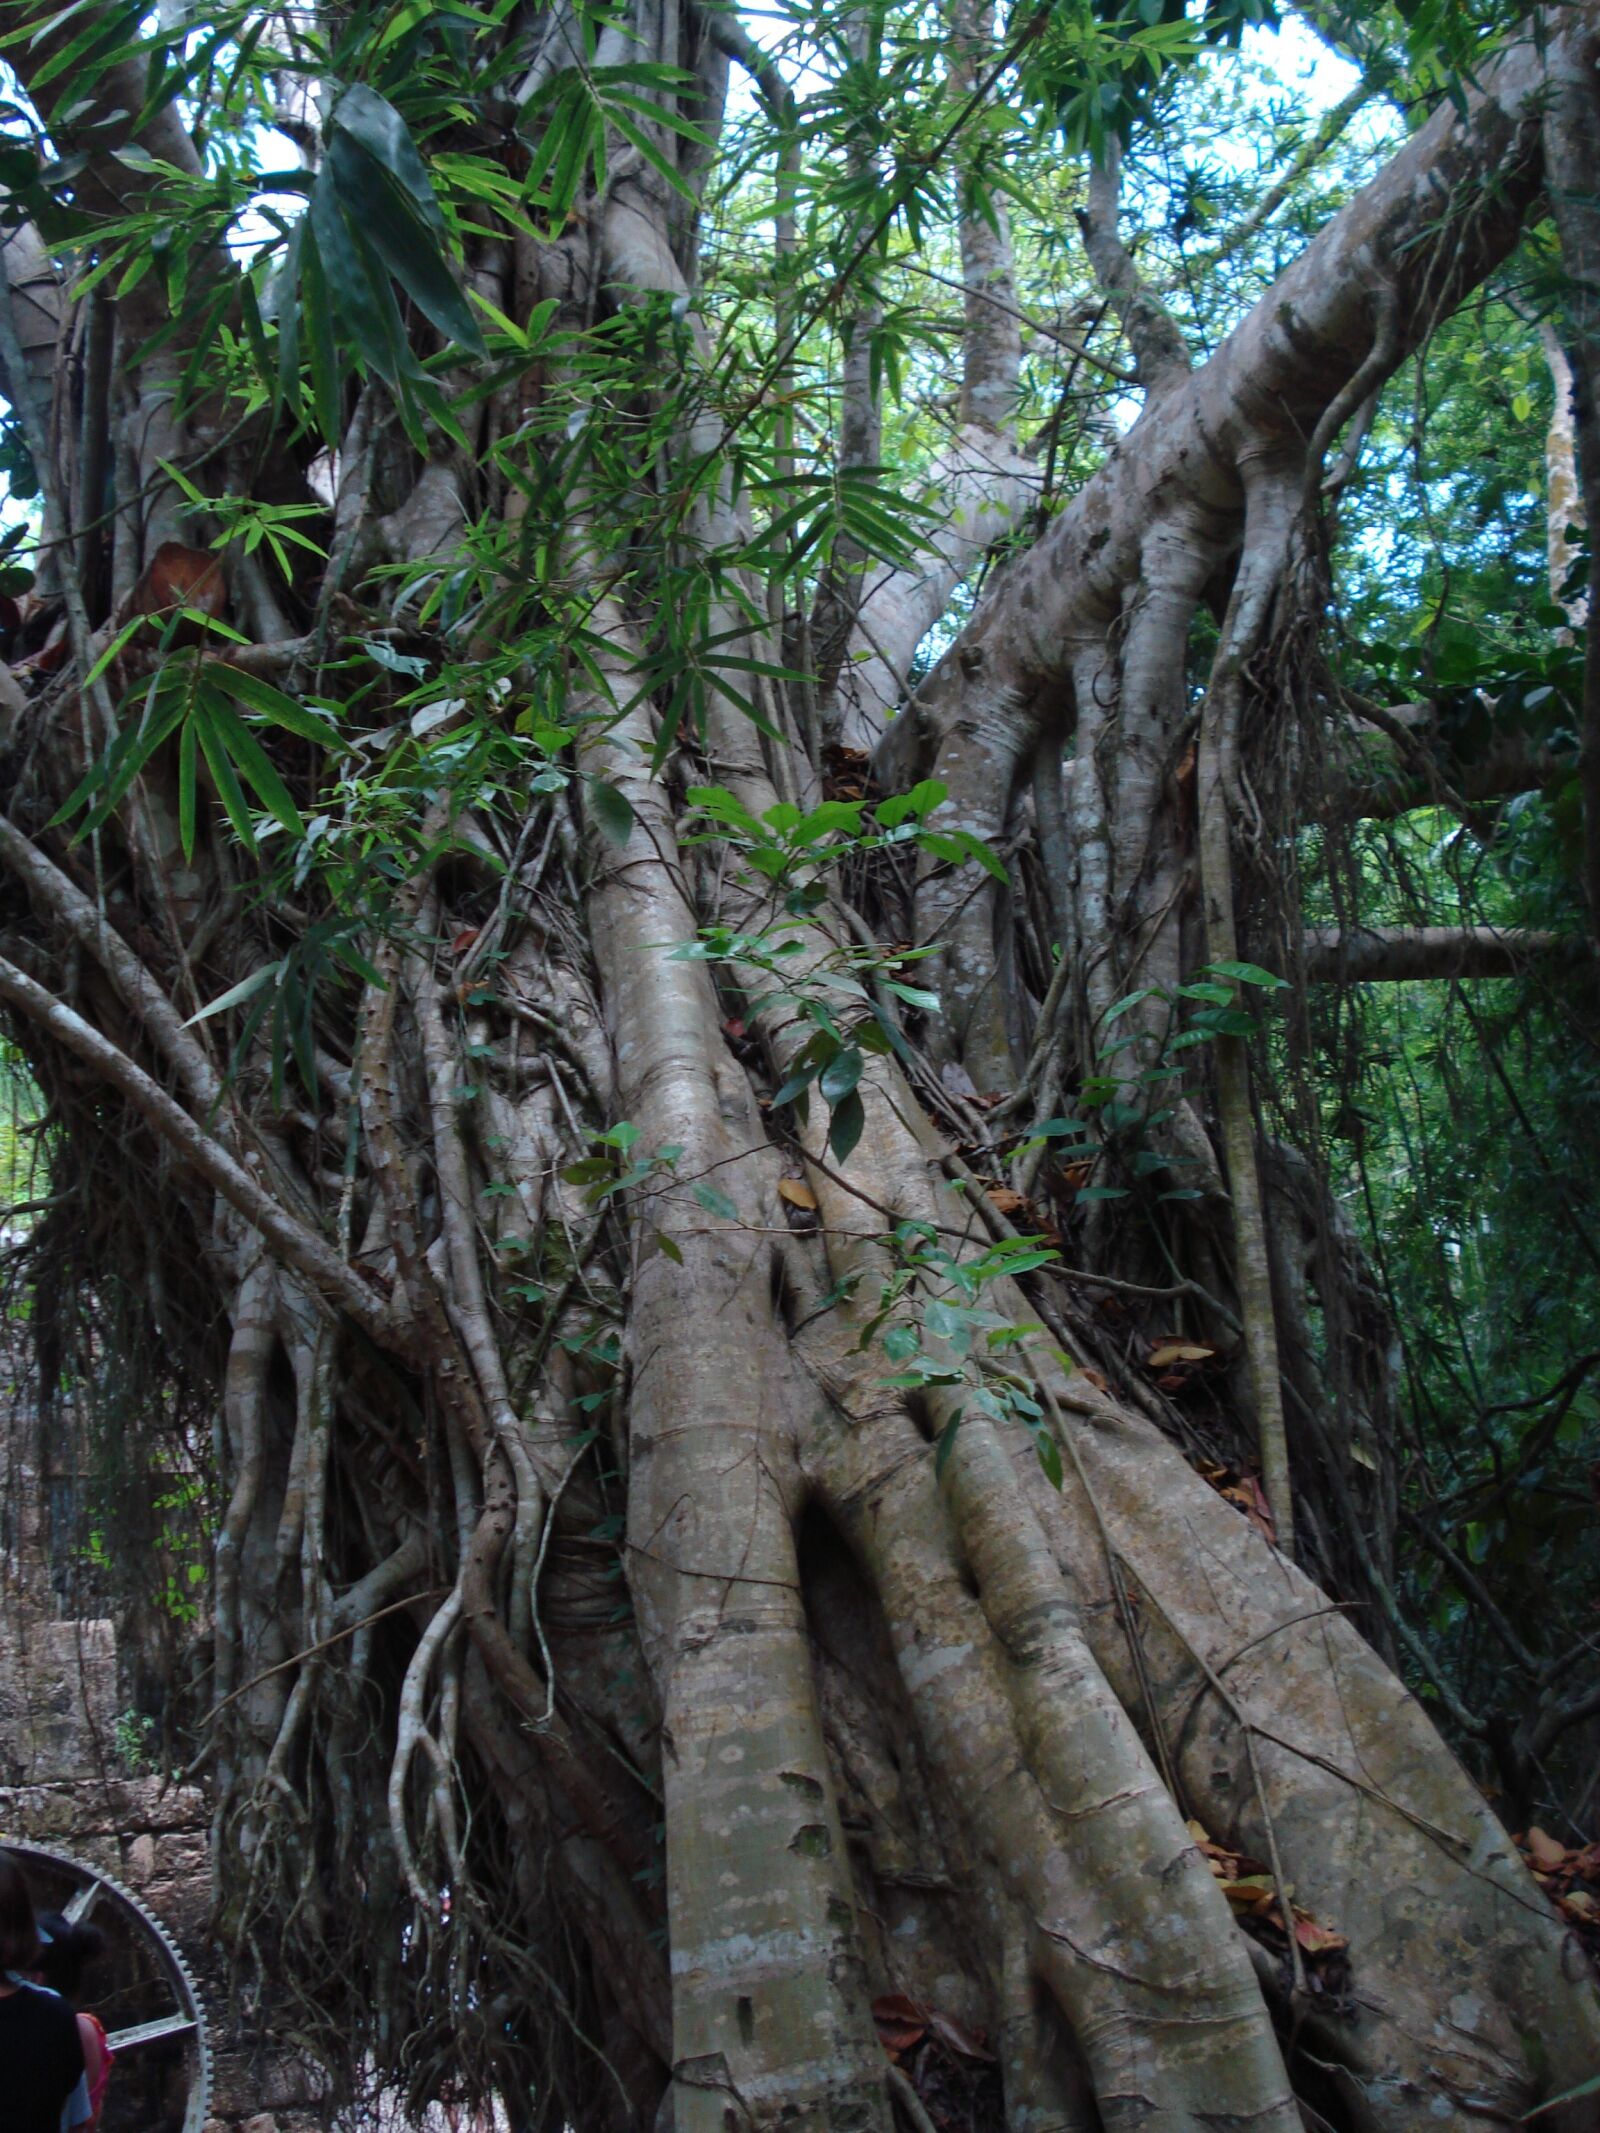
[0,1848,87,2133]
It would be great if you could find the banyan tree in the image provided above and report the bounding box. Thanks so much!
[1,0,1598,2124]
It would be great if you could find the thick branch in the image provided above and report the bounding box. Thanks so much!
[1301,924,1589,984]
[904,16,1563,1080]
[915,21,1554,728]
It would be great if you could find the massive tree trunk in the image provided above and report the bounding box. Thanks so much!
[0,5,1596,2131]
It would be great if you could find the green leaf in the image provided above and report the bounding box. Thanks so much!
[1524,2074,1600,2121]
[58,677,189,836]
[238,272,274,401]
[877,779,947,828]
[201,691,306,839]
[819,1048,862,1105]
[182,960,285,1027]
[885,980,940,1012]
[589,778,635,846]
[177,716,197,862]
[270,219,305,421]
[829,1087,865,1164]
[310,167,411,391]
[1103,988,1154,1023]
[1032,1426,1064,1489]
[655,1230,683,1265]
[298,224,344,445]
[327,85,447,224]
[82,614,146,690]
[327,125,487,356]
[933,1409,963,1477]
[1205,959,1288,989]
[773,1062,820,1108]
[213,665,343,747]
[193,701,259,851]
[692,1182,739,1220]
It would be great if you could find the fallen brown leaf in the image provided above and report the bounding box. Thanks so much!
[1149,1340,1216,1368]
[1293,1915,1348,1954]
[1526,1826,1567,1873]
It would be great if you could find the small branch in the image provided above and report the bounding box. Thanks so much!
[199,1577,444,1728]
[703,10,792,119]
[1400,1510,1539,1677]
[1187,76,1380,276]
[887,2065,941,2133]
[1076,139,1191,392]
[897,260,1136,383]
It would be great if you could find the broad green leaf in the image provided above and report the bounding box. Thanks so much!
[1103,988,1154,1023]
[829,1087,865,1164]
[1205,958,1289,989]
[327,127,487,355]
[877,779,947,828]
[328,85,446,223]
[589,777,635,846]
[773,1062,820,1108]
[1032,1426,1064,1490]
[310,168,411,390]
[298,225,344,445]
[933,1410,963,1477]
[819,1048,862,1104]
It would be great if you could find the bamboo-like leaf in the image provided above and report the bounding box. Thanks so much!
[177,715,197,862]
[81,614,145,690]
[27,0,142,91]
[329,85,448,226]
[192,701,259,851]
[201,689,306,840]
[181,959,285,1028]
[298,225,343,445]
[271,219,305,421]
[327,127,486,355]
[213,665,343,748]
[310,168,410,390]
[237,273,275,405]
